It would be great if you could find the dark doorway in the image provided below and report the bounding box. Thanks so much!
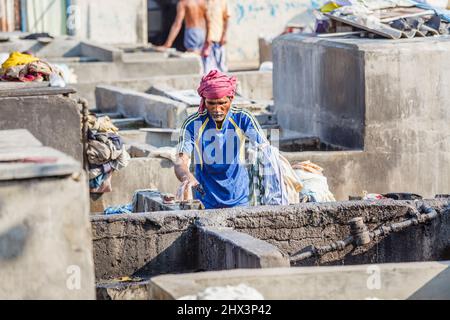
[148,0,186,52]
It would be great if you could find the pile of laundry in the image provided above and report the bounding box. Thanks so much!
[0,51,65,84]
[316,0,450,39]
[248,144,336,205]
[292,161,336,203]
[87,115,130,193]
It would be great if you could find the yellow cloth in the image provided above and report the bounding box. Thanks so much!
[1,52,39,70]
[87,115,119,134]
[320,1,342,13]
[279,155,303,204]
[206,0,230,42]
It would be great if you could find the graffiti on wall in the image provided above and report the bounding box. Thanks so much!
[234,0,312,24]
[227,0,320,64]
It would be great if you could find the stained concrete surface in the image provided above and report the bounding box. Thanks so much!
[273,35,450,200]
[90,157,179,213]
[0,130,95,299]
[149,261,450,300]
[84,71,273,108]
[91,200,449,285]
[0,85,84,163]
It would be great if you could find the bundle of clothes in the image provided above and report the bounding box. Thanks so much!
[248,143,335,205]
[0,51,65,83]
[87,115,130,193]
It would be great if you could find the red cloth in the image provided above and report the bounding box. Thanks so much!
[197,69,237,112]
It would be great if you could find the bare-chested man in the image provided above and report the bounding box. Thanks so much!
[155,0,207,54]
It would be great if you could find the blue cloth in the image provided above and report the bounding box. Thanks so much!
[184,27,206,51]
[177,108,267,209]
[89,172,109,189]
[412,1,450,22]
[104,203,133,215]
[203,42,227,73]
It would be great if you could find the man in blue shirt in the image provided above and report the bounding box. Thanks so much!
[174,70,266,209]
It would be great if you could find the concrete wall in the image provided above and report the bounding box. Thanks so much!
[91,212,200,281]
[0,92,84,163]
[71,0,147,45]
[91,200,450,282]
[81,71,272,108]
[224,200,450,266]
[0,175,95,299]
[95,85,188,128]
[227,0,315,68]
[274,35,450,200]
[149,261,450,300]
[90,157,179,213]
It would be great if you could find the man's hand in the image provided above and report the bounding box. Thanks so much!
[176,174,200,202]
[201,41,212,57]
[219,35,227,46]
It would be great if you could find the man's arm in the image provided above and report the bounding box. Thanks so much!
[220,1,230,45]
[174,153,197,184]
[162,1,186,48]
[202,3,212,57]
[174,153,199,201]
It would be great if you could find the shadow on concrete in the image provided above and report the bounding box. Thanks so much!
[130,226,200,279]
[408,262,450,300]
[0,223,30,261]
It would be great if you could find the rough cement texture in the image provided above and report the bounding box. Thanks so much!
[74,0,148,45]
[95,85,188,128]
[75,71,272,107]
[273,35,450,200]
[0,94,83,163]
[90,157,179,213]
[80,41,122,62]
[0,38,82,59]
[91,200,449,284]
[222,200,450,267]
[0,174,95,299]
[198,226,290,270]
[91,212,200,281]
[149,261,450,300]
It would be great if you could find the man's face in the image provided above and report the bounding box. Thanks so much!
[205,96,233,122]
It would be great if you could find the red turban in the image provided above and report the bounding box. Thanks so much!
[197,69,237,113]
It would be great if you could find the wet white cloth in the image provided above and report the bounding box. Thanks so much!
[178,284,264,300]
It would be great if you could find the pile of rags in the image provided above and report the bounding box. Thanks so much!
[292,161,336,202]
[0,51,64,83]
[87,115,130,193]
[248,143,303,206]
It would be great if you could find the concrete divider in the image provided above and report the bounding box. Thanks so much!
[80,41,123,62]
[149,261,450,300]
[0,85,84,163]
[198,226,290,270]
[0,130,95,299]
[78,71,272,107]
[90,157,179,213]
[95,85,188,128]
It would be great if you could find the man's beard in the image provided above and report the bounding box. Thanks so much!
[211,112,226,122]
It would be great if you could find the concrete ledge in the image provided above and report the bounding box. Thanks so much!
[95,85,188,128]
[76,70,272,107]
[198,226,290,270]
[80,41,122,62]
[0,93,84,163]
[149,261,450,300]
